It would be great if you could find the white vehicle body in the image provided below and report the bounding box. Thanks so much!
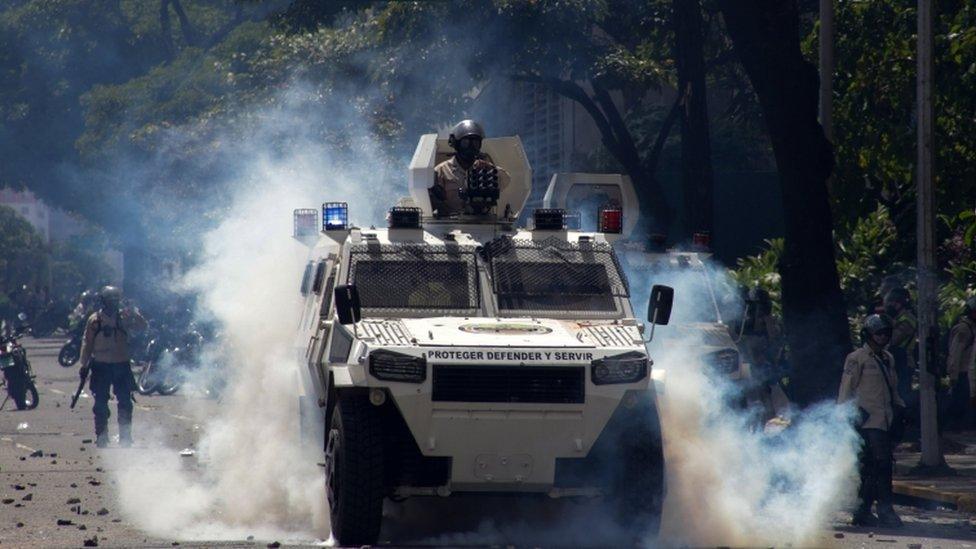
[295,135,667,544]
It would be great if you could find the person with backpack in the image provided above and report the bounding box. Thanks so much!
[78,286,147,448]
[838,314,906,528]
[946,296,976,431]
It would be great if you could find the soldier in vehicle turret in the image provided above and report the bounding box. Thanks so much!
[429,120,511,217]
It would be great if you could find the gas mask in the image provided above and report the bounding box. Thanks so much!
[454,136,482,163]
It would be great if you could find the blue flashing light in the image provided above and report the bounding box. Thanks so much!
[323,202,348,231]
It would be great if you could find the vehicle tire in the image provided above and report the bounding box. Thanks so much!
[58,341,80,367]
[136,362,160,395]
[325,395,385,546]
[156,370,181,396]
[21,382,39,410]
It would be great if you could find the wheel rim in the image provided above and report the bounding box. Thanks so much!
[325,428,340,517]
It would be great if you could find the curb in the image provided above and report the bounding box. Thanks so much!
[893,480,976,512]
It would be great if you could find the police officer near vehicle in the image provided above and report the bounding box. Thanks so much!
[739,287,787,419]
[429,120,510,217]
[838,314,906,528]
[884,287,917,407]
[78,286,147,448]
[946,296,976,430]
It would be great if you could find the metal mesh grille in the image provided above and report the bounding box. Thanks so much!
[348,244,479,310]
[484,236,628,312]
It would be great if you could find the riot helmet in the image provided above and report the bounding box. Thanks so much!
[99,286,123,312]
[884,287,911,316]
[861,313,893,343]
[746,287,772,315]
[448,120,485,163]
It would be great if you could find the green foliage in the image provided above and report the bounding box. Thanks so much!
[729,237,783,316]
[0,203,47,283]
[835,205,905,317]
[938,209,976,329]
[809,1,976,254]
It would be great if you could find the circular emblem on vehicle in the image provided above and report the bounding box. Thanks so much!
[459,323,553,335]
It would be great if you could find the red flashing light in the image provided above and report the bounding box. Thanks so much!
[692,231,711,250]
[598,206,623,234]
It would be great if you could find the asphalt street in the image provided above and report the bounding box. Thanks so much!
[2,336,976,548]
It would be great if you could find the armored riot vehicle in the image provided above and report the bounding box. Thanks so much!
[293,135,673,545]
[542,174,789,419]
[542,174,744,381]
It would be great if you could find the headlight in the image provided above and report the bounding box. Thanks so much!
[591,351,648,385]
[369,350,427,383]
[705,349,739,375]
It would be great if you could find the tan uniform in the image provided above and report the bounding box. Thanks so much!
[430,155,511,216]
[947,316,976,393]
[79,309,147,366]
[838,344,906,431]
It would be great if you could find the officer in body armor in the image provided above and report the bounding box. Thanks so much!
[429,120,511,217]
[78,286,147,448]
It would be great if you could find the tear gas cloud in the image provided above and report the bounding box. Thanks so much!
[630,258,862,547]
[103,84,398,542]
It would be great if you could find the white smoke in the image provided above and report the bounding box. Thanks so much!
[105,87,396,542]
[641,258,863,547]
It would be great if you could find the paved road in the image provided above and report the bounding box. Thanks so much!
[3,337,976,548]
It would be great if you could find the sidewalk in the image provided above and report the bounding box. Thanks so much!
[894,431,976,513]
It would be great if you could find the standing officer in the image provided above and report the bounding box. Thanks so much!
[429,120,510,217]
[885,287,917,408]
[838,314,906,528]
[946,296,976,430]
[78,286,147,448]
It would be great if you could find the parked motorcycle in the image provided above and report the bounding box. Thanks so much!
[1,315,39,410]
[137,328,203,396]
[58,321,87,367]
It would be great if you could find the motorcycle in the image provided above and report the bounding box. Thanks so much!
[58,321,87,367]
[137,328,203,396]
[1,315,39,410]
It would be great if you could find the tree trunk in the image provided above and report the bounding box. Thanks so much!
[673,0,715,238]
[719,0,851,405]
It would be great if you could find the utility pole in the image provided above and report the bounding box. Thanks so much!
[819,0,834,142]
[916,0,943,469]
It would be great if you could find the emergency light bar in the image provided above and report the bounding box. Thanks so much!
[598,205,623,234]
[323,202,348,231]
[293,208,318,237]
[389,206,422,229]
[533,208,566,231]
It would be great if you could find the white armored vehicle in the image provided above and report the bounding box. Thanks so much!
[294,134,673,545]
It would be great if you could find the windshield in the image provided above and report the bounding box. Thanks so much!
[347,244,480,311]
[485,236,628,313]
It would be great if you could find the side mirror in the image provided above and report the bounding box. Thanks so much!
[334,284,362,325]
[648,285,674,326]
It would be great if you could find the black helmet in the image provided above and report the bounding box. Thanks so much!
[449,120,485,144]
[862,314,893,340]
[884,287,911,306]
[746,287,771,305]
[100,285,122,309]
[448,120,486,161]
